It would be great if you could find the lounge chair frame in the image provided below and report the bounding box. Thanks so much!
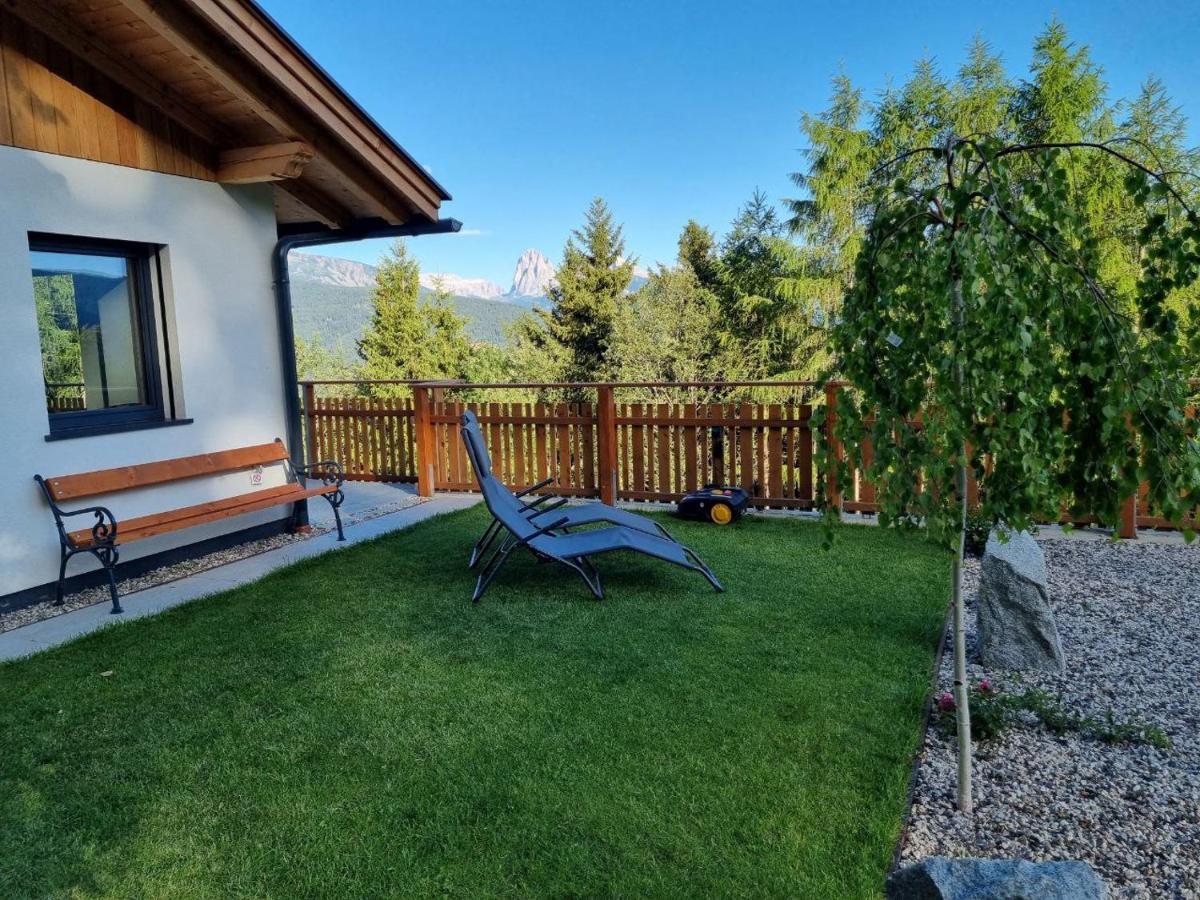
[460,413,676,568]
[459,412,722,602]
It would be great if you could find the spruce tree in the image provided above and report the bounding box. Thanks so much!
[422,278,472,378]
[951,36,1014,138]
[357,241,427,393]
[787,74,873,286]
[357,242,472,394]
[677,220,721,291]
[716,192,825,378]
[541,197,635,383]
[875,57,953,160]
[791,21,1198,373]
[1013,19,1108,143]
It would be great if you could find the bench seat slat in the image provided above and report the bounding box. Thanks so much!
[45,442,291,502]
[67,483,336,547]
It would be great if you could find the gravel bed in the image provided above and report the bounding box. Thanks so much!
[0,492,428,635]
[900,535,1200,898]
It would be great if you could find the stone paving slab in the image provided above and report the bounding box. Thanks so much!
[0,494,480,663]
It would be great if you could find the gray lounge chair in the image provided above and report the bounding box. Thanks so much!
[460,412,723,602]
[460,410,678,567]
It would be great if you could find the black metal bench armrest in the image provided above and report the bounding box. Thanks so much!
[296,459,345,487]
[57,504,119,546]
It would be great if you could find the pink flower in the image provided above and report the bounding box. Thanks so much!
[936,692,956,713]
[978,679,994,695]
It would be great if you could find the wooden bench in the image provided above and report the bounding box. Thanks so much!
[34,440,344,614]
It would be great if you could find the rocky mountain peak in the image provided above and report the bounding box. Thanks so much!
[509,248,557,297]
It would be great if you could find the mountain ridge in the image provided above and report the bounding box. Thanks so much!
[290,253,377,287]
[420,272,504,299]
[291,248,647,304]
[291,280,526,357]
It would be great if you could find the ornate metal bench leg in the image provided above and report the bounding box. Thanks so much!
[95,545,122,614]
[55,549,69,606]
[325,489,345,541]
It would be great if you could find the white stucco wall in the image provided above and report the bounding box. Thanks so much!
[0,145,294,597]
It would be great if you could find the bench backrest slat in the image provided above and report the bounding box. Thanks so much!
[43,441,291,502]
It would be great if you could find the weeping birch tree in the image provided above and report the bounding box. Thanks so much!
[827,136,1200,812]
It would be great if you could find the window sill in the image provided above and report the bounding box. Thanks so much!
[44,418,194,443]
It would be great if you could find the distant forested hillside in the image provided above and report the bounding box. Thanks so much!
[291,280,524,359]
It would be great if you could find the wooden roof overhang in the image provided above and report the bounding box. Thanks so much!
[0,0,450,231]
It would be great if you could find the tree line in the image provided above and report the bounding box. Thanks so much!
[299,20,1198,399]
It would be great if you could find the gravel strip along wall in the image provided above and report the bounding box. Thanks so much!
[900,536,1200,898]
[0,494,428,635]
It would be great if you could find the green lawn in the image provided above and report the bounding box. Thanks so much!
[0,507,948,899]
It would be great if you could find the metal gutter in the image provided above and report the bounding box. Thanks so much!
[271,217,462,523]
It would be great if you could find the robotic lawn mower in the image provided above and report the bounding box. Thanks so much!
[675,484,750,525]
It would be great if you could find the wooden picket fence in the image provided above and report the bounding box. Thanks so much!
[429,402,599,496]
[299,380,1199,536]
[301,386,418,483]
[46,381,85,413]
[612,401,819,507]
[301,382,840,510]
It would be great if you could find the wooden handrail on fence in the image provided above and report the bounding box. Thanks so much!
[297,379,1199,537]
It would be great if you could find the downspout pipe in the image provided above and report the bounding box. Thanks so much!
[271,217,462,524]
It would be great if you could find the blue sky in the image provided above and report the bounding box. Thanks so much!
[262,0,1200,288]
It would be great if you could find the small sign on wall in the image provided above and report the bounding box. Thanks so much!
[250,465,264,486]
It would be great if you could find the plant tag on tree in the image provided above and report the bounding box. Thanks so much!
[887,332,903,347]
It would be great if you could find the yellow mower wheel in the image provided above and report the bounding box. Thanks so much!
[709,502,734,525]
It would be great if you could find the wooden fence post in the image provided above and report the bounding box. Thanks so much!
[824,382,844,512]
[301,381,317,466]
[1118,493,1138,540]
[596,385,618,505]
[412,386,437,497]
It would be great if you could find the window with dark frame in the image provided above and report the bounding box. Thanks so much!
[31,234,174,438]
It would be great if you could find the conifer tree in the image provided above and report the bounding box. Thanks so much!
[951,36,1014,138]
[787,74,873,286]
[716,192,828,378]
[792,21,1198,372]
[677,220,721,290]
[875,57,953,161]
[1013,19,1109,143]
[422,278,473,377]
[541,197,635,383]
[358,241,426,393]
[357,242,471,393]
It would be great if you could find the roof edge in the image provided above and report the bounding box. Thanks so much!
[241,0,451,204]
